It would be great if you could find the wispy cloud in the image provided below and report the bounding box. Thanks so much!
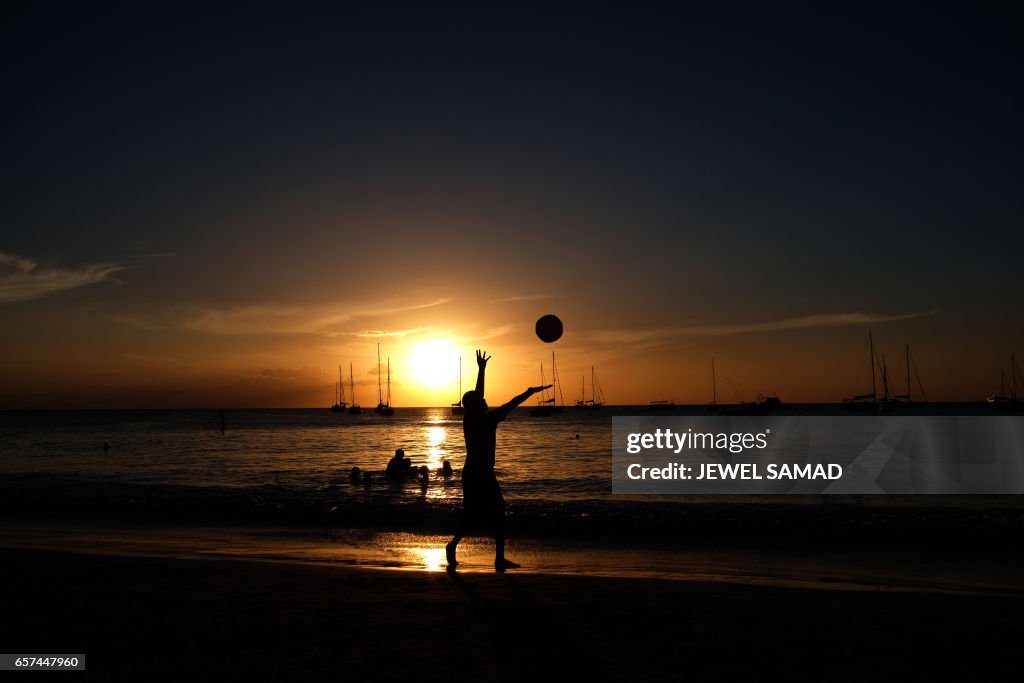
[490,294,555,304]
[182,298,451,336]
[256,366,328,381]
[0,251,124,303]
[469,324,516,341]
[352,323,516,345]
[357,327,430,339]
[591,310,937,345]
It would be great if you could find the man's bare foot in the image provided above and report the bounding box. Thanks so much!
[494,558,521,573]
[446,541,458,567]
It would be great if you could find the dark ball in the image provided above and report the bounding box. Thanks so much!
[535,314,563,343]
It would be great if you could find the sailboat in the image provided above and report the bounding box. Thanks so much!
[844,334,927,412]
[531,352,564,416]
[330,364,347,412]
[705,357,719,413]
[987,369,1012,404]
[987,354,1021,407]
[374,343,394,416]
[451,357,465,415]
[878,352,896,409]
[530,364,553,416]
[878,346,926,411]
[843,332,882,412]
[347,362,362,414]
[574,366,605,409]
[892,344,928,404]
[548,351,565,413]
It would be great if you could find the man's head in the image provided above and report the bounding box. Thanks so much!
[462,390,487,415]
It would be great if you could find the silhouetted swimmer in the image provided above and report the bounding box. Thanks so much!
[418,465,429,487]
[574,434,580,439]
[350,466,361,481]
[441,460,453,478]
[386,448,412,478]
[446,349,551,572]
[103,442,110,453]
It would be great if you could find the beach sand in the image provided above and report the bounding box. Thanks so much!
[4,545,1022,681]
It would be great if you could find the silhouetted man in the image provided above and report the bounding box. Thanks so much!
[446,349,550,572]
[385,448,411,478]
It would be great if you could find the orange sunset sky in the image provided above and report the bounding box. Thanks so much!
[2,6,1022,409]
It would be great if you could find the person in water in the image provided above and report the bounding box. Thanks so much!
[446,349,550,572]
[386,448,412,478]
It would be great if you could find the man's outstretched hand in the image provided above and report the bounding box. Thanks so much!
[476,349,491,368]
[529,384,553,394]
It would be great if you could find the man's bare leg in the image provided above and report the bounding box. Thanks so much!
[447,534,462,567]
[447,515,466,567]
[494,520,520,572]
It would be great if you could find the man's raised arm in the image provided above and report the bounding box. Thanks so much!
[493,384,553,421]
[475,349,490,398]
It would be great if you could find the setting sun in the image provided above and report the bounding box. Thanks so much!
[407,339,459,389]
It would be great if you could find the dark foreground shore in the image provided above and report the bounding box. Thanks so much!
[4,547,1022,682]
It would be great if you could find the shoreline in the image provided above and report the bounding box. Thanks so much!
[3,484,1023,552]
[2,520,1022,597]
[5,545,1022,681]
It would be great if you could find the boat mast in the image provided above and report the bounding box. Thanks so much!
[552,351,563,406]
[377,343,383,406]
[348,362,356,405]
[386,357,392,407]
[910,349,928,402]
[869,332,877,401]
[880,353,891,401]
[711,358,717,406]
[1013,354,1020,400]
[905,345,911,402]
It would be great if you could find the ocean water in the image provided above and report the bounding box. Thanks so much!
[0,407,626,533]
[1,407,1021,539]
[0,407,610,501]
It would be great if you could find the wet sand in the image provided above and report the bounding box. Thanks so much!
[4,544,1022,681]
[3,522,1023,596]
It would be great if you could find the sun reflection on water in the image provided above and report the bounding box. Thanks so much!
[423,425,448,469]
[414,546,448,572]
